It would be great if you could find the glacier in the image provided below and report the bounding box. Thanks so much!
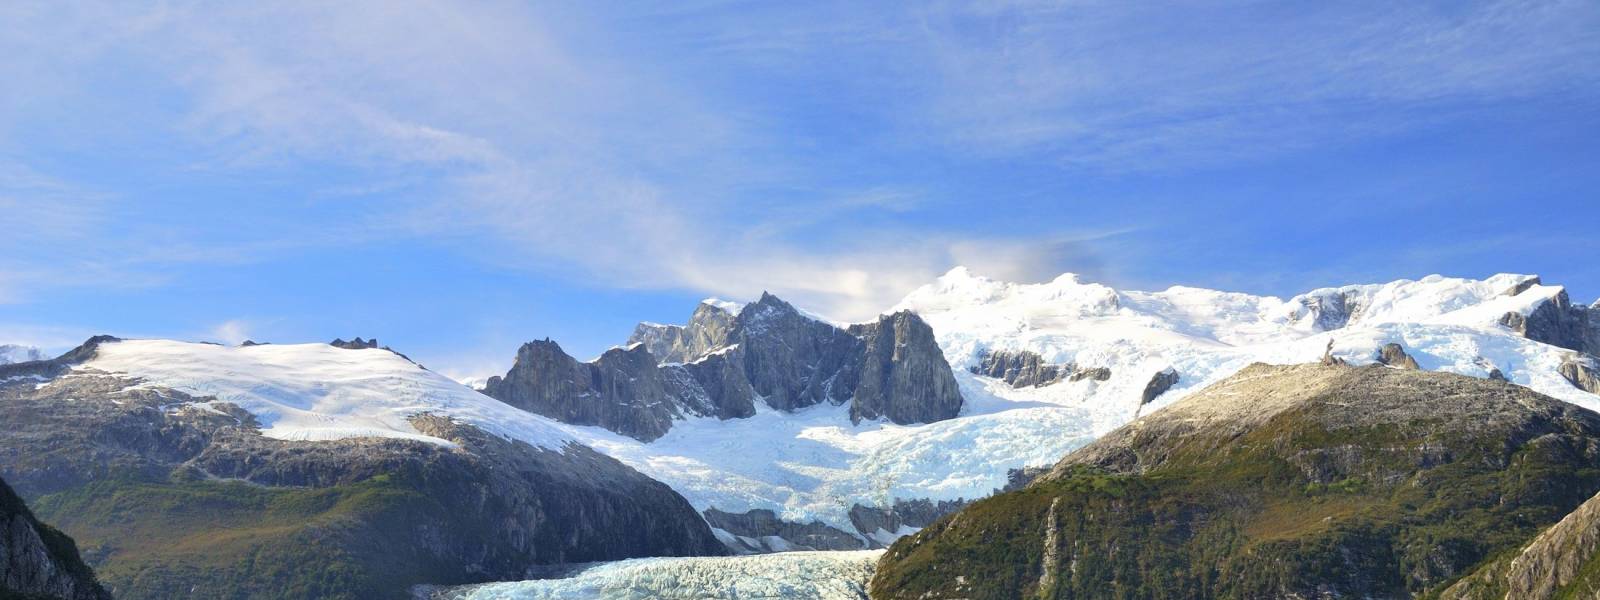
[429,550,880,600]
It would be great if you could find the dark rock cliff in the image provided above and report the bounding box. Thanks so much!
[485,293,964,441]
[1,476,110,600]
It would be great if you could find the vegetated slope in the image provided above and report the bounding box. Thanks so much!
[0,338,723,600]
[872,363,1600,599]
[0,475,110,600]
[1438,488,1600,599]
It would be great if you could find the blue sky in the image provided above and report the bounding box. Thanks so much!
[2,1,1598,379]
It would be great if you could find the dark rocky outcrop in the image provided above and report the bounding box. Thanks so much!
[969,350,1110,389]
[1560,354,1600,395]
[1376,342,1421,370]
[482,340,703,442]
[1139,368,1179,405]
[328,337,378,349]
[1298,289,1365,331]
[486,293,964,441]
[1,476,110,600]
[703,508,862,552]
[847,311,963,424]
[0,364,724,600]
[872,364,1600,599]
[848,499,966,548]
[1497,287,1600,355]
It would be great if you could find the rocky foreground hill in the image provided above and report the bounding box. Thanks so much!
[0,338,724,600]
[871,363,1600,599]
[1,475,109,600]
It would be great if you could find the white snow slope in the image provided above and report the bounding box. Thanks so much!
[435,550,880,600]
[547,268,1600,549]
[78,339,576,450]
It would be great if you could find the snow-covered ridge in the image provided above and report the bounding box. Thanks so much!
[79,339,576,450]
[896,268,1600,436]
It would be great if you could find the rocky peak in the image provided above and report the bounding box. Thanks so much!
[846,310,962,424]
[329,337,379,349]
[628,301,736,363]
[485,296,966,441]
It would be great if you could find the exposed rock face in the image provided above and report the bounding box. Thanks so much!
[1,476,110,600]
[873,364,1600,599]
[847,499,966,548]
[1441,489,1600,599]
[1298,289,1364,331]
[847,311,963,424]
[329,337,378,349]
[629,302,737,363]
[486,293,963,441]
[1139,368,1179,405]
[1560,355,1600,394]
[0,364,724,600]
[702,508,862,552]
[969,350,1111,389]
[1498,288,1600,355]
[1376,342,1422,370]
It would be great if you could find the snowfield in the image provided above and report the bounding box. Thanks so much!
[80,340,576,450]
[897,268,1600,429]
[432,550,880,600]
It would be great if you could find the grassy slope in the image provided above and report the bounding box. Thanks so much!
[872,401,1600,599]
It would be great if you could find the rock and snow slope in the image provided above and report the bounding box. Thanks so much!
[512,269,1600,553]
[897,268,1600,436]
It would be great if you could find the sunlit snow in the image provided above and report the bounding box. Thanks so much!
[434,550,880,600]
[80,340,576,450]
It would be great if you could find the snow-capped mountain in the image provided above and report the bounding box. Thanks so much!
[488,268,1600,556]
[0,337,725,599]
[896,268,1600,436]
[83,339,575,449]
[0,344,46,365]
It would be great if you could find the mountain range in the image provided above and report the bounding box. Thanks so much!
[3,268,1599,598]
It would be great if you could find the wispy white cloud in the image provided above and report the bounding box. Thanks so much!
[207,320,252,346]
[1,0,1594,322]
